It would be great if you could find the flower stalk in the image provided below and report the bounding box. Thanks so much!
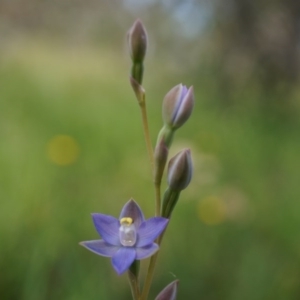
[128,21,154,174]
[141,231,166,300]
[161,188,181,219]
[80,18,195,300]
[139,95,155,172]
[128,261,140,300]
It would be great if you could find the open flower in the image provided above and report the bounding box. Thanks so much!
[80,199,168,275]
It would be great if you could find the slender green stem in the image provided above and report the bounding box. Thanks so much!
[130,75,154,172]
[138,94,163,219]
[127,269,140,300]
[141,232,166,300]
[141,254,158,300]
[130,70,164,299]
[162,189,180,219]
[139,99,154,172]
[155,183,161,217]
[131,63,144,86]
[142,188,180,299]
[131,81,160,217]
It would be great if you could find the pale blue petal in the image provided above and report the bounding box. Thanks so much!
[136,217,169,247]
[80,240,119,257]
[92,214,120,246]
[173,86,194,127]
[119,199,145,228]
[136,243,159,260]
[111,247,136,275]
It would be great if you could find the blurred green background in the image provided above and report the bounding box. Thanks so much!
[1,1,300,299]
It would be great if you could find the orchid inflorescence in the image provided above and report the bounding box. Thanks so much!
[80,19,194,300]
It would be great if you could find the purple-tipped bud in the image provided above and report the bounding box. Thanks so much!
[127,19,148,64]
[162,84,194,130]
[168,149,192,191]
[155,280,179,300]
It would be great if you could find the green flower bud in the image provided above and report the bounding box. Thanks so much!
[161,188,180,219]
[154,136,169,186]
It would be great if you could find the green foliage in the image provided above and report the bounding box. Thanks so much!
[1,39,300,300]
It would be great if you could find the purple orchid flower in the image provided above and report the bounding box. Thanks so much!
[80,199,168,275]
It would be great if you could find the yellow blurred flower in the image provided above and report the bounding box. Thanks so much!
[197,196,226,225]
[47,135,80,166]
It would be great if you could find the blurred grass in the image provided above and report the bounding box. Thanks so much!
[1,37,300,300]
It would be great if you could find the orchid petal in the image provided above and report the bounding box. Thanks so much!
[136,243,159,259]
[173,86,194,126]
[112,247,136,275]
[172,84,185,123]
[92,214,120,246]
[136,217,168,247]
[80,240,119,257]
[163,84,182,126]
[119,199,145,228]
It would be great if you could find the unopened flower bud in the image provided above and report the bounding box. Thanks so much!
[155,280,179,300]
[127,19,147,64]
[168,149,192,191]
[162,84,194,130]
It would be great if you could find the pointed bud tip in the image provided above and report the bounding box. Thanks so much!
[132,19,144,28]
[155,280,179,300]
[127,19,148,63]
